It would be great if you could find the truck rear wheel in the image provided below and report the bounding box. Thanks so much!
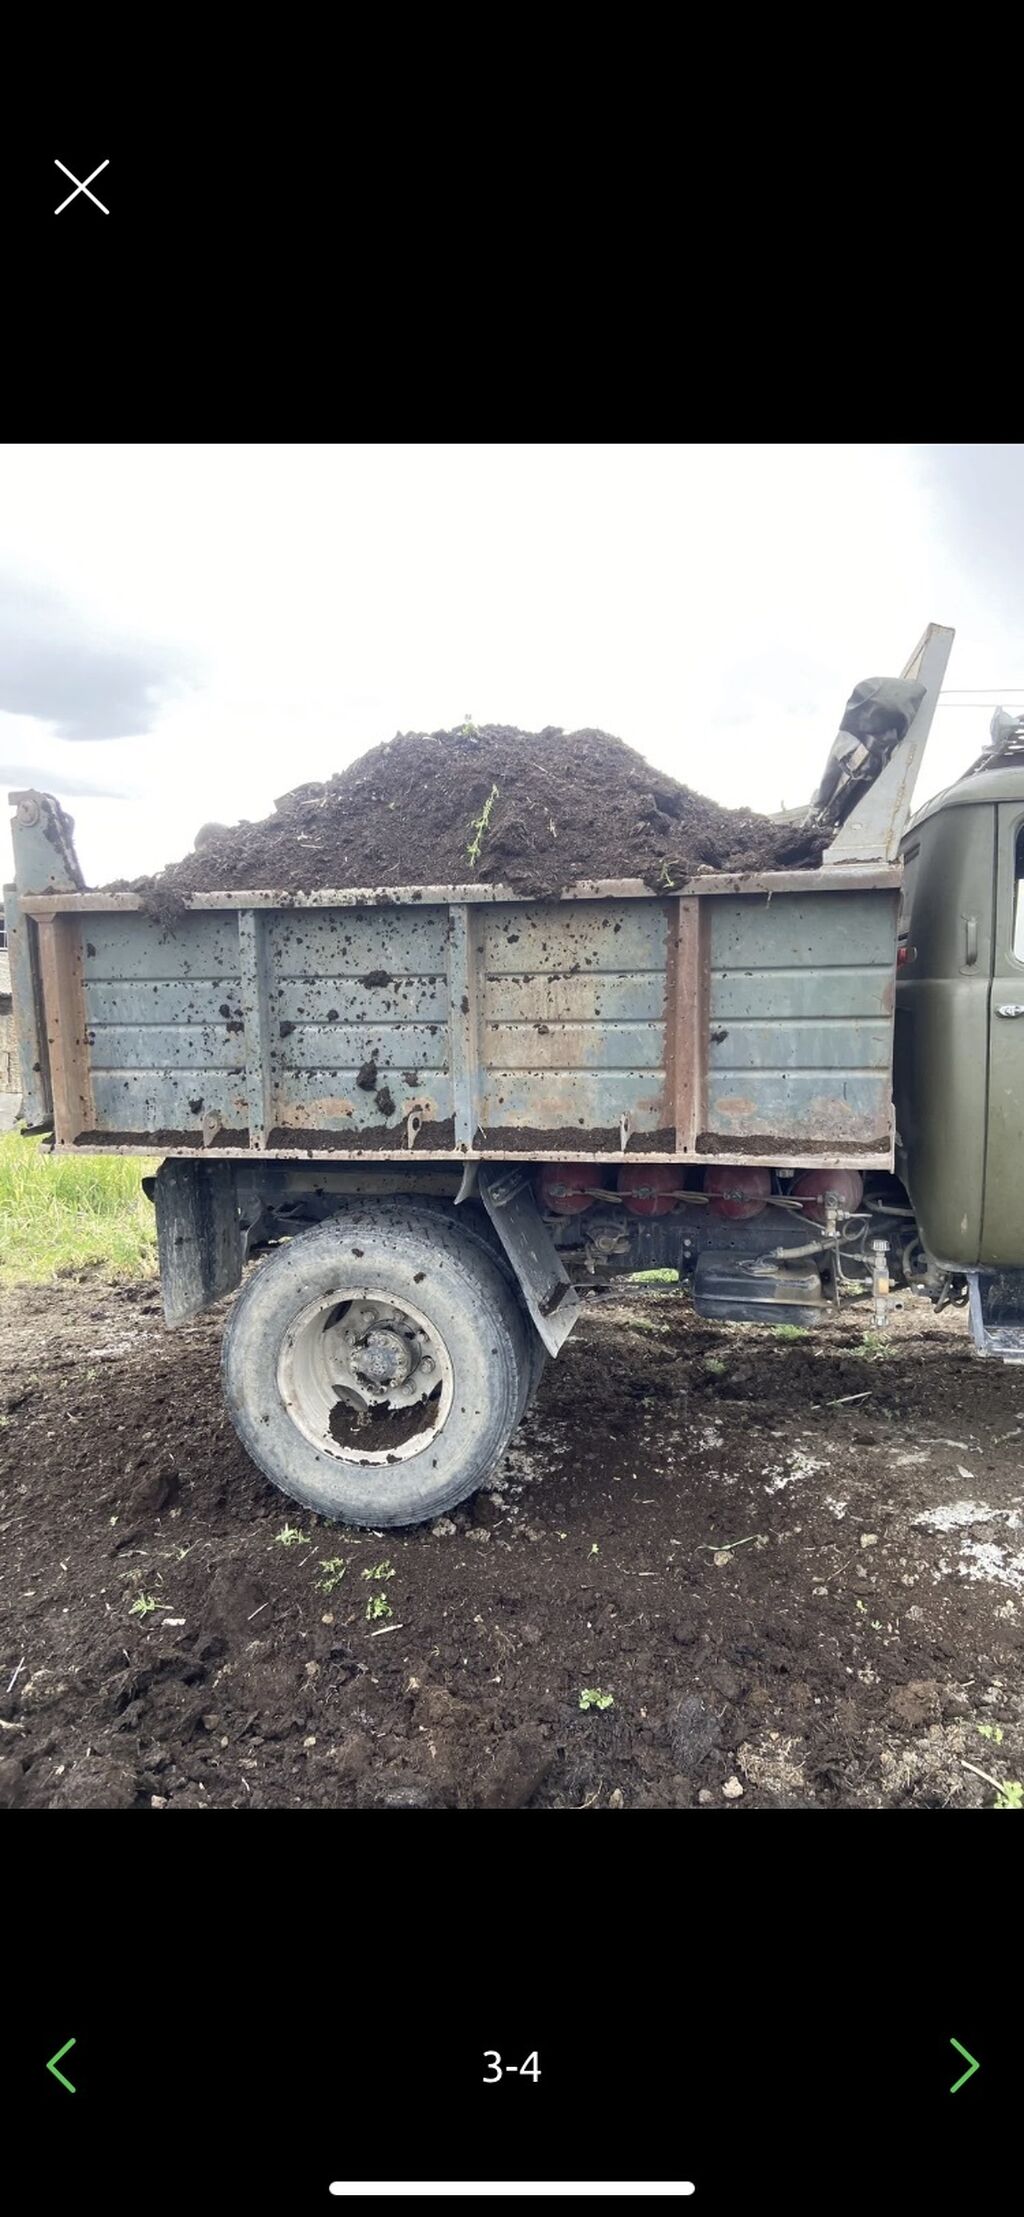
[222,1202,532,1527]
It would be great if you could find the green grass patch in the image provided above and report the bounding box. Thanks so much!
[0,1131,158,1284]
[629,1268,680,1285]
[858,1330,897,1360]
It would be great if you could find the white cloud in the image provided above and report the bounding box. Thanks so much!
[1,443,1020,887]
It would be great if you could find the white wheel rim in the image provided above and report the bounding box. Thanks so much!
[277,1288,454,1465]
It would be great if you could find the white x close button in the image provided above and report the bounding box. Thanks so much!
[55,160,110,215]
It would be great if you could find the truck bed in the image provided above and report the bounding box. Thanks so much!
[11,866,902,1168]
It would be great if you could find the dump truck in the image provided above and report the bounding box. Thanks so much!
[7,621,1023,1528]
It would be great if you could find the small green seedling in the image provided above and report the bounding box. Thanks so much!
[630,1268,680,1285]
[318,1557,347,1595]
[366,1592,393,1622]
[772,1324,808,1342]
[362,1560,395,1582]
[467,783,499,867]
[977,1723,1004,1745]
[129,1593,158,1618]
[859,1330,896,1360]
[579,1688,614,1712]
[589,1543,600,1558]
[704,1355,727,1376]
[275,1525,310,1548]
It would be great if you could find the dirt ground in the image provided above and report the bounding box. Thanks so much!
[1,1276,1022,1812]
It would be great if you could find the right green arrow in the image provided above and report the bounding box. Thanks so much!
[949,2038,980,2094]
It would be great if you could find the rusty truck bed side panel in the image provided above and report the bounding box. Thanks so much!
[14,871,901,1169]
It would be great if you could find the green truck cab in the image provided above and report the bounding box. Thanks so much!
[895,743,1024,1352]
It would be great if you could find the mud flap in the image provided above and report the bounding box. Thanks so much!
[155,1160,244,1325]
[967,1270,1024,1361]
[477,1164,583,1356]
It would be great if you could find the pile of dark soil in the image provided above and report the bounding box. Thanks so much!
[119,724,824,909]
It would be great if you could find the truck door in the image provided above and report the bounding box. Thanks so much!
[982,805,1024,1265]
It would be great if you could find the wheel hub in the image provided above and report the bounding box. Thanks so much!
[353,1327,413,1389]
[278,1289,455,1465]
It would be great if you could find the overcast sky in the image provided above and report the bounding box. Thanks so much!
[2,443,1022,890]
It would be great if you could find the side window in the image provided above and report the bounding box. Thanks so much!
[898,842,920,944]
[1015,826,1024,962]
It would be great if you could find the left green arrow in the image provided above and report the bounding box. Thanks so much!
[46,2037,76,2093]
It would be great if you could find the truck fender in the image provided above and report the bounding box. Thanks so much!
[477,1163,583,1356]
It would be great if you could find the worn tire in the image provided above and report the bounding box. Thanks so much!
[523,1335,548,1410]
[446,1202,547,1416]
[222,1202,532,1527]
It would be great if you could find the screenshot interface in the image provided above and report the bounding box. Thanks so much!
[10,1949,1012,2208]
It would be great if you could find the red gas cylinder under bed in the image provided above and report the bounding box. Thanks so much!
[537,1164,602,1215]
[703,1165,771,1219]
[789,1169,864,1223]
[617,1164,679,1216]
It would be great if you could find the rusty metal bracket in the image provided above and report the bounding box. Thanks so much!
[454,1161,479,1206]
[9,790,86,893]
[822,623,955,865]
